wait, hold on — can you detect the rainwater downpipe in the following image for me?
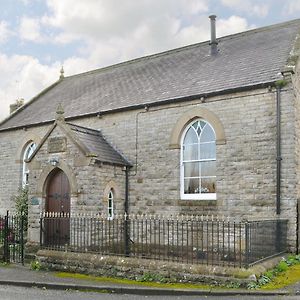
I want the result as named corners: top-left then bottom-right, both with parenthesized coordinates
top-left (124, 166), bottom-right (130, 256)
top-left (124, 166), bottom-right (129, 215)
top-left (276, 86), bottom-right (282, 215)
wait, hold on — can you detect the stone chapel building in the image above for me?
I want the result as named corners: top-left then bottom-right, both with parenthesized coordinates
top-left (0, 17), bottom-right (300, 250)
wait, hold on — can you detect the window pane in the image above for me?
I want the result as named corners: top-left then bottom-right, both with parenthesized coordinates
top-left (184, 178), bottom-right (200, 194)
top-left (24, 143), bottom-right (36, 160)
top-left (200, 142), bottom-right (215, 159)
top-left (184, 127), bottom-right (198, 144)
top-left (200, 124), bottom-right (215, 143)
top-left (181, 119), bottom-right (217, 198)
top-left (201, 177), bottom-right (216, 193)
top-left (183, 144), bottom-right (198, 161)
top-left (184, 162), bottom-right (199, 177)
top-left (200, 121), bottom-right (206, 129)
top-left (201, 161), bottom-right (216, 177)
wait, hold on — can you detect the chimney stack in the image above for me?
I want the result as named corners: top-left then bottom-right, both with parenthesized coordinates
top-left (10, 98), bottom-right (24, 114)
top-left (209, 15), bottom-right (218, 55)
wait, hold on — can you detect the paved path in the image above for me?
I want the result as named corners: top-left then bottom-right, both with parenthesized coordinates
top-left (1, 285), bottom-right (300, 300)
top-left (0, 264), bottom-right (299, 297)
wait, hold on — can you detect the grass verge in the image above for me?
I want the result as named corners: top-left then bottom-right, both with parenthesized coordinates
top-left (248, 254), bottom-right (300, 290)
top-left (55, 272), bottom-right (215, 290)
top-left (261, 264), bottom-right (300, 290)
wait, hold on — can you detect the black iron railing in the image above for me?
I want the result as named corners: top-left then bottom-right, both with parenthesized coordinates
top-left (0, 211), bottom-right (25, 264)
top-left (40, 213), bottom-right (288, 268)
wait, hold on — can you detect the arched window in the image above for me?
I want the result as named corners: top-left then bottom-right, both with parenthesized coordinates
top-left (181, 119), bottom-right (216, 200)
top-left (22, 142), bottom-right (36, 187)
top-left (108, 189), bottom-right (114, 220)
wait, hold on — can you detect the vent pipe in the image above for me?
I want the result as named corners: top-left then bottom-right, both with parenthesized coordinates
top-left (209, 15), bottom-right (218, 55)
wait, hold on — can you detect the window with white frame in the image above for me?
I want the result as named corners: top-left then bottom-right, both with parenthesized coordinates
top-left (108, 189), bottom-right (114, 220)
top-left (22, 142), bottom-right (36, 187)
top-left (181, 119), bottom-right (216, 200)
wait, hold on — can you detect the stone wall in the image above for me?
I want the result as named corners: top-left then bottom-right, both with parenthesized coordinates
top-left (0, 126), bottom-right (48, 213)
top-left (27, 123), bottom-right (126, 243)
top-left (36, 249), bottom-right (284, 285)
top-left (293, 58), bottom-right (300, 252)
top-left (73, 87), bottom-right (286, 219)
top-left (0, 86), bottom-right (298, 248)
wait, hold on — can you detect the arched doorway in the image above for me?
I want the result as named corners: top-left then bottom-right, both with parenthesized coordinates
top-left (45, 168), bottom-right (70, 245)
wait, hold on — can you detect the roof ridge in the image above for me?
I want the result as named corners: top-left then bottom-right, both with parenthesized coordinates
top-left (62, 18), bottom-right (300, 80)
top-left (219, 18), bottom-right (300, 43)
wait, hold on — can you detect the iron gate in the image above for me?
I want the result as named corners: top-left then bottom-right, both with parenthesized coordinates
top-left (1, 211), bottom-right (25, 264)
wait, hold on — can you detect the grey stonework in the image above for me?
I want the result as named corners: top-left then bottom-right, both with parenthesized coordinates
top-left (0, 84), bottom-right (299, 249)
top-left (26, 123), bottom-right (126, 244)
top-left (36, 249), bottom-right (283, 284)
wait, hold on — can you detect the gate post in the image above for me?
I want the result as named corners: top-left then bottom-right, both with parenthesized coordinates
top-left (3, 211), bottom-right (9, 263)
top-left (20, 213), bottom-right (24, 265)
top-left (124, 213), bottom-right (130, 256)
top-left (245, 222), bottom-right (250, 267)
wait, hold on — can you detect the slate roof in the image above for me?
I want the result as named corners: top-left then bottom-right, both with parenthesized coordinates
top-left (1, 18), bottom-right (300, 131)
top-left (68, 123), bottom-right (131, 166)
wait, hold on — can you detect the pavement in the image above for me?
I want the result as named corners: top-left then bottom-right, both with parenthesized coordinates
top-left (0, 264), bottom-right (300, 296)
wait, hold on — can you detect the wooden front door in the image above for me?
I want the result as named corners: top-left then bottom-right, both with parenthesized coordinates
top-left (45, 169), bottom-right (70, 245)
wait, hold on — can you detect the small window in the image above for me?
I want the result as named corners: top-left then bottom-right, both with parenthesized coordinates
top-left (181, 120), bottom-right (216, 200)
top-left (108, 189), bottom-right (114, 220)
top-left (22, 142), bottom-right (36, 187)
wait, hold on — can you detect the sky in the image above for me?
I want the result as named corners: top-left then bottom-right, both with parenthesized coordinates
top-left (0, 0), bottom-right (299, 121)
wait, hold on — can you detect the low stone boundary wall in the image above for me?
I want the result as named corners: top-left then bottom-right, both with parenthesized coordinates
top-left (36, 250), bottom-right (283, 286)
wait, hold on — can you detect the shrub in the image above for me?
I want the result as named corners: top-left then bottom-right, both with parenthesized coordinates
top-left (137, 272), bottom-right (167, 283)
top-left (30, 260), bottom-right (42, 271)
top-left (12, 187), bottom-right (28, 230)
top-left (275, 261), bottom-right (289, 273)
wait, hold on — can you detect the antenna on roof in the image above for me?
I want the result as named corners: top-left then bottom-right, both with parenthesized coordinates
top-left (59, 66), bottom-right (64, 80)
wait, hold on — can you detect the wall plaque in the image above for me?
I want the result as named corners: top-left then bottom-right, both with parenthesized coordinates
top-left (30, 197), bottom-right (40, 205)
top-left (48, 137), bottom-right (67, 153)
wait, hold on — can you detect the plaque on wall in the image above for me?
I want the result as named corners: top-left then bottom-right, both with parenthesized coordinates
top-left (48, 137), bottom-right (67, 153)
top-left (30, 197), bottom-right (40, 205)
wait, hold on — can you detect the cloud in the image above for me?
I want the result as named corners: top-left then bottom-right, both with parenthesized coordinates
top-left (221, 0), bottom-right (269, 17)
top-left (40, 0), bottom-right (251, 65)
top-left (0, 53), bottom-right (60, 121)
top-left (0, 21), bottom-right (12, 44)
top-left (19, 16), bottom-right (43, 42)
top-left (217, 15), bottom-right (254, 36)
top-left (284, 0), bottom-right (300, 15)
top-left (42, 0), bottom-right (209, 41)
top-left (0, 0), bottom-right (254, 122)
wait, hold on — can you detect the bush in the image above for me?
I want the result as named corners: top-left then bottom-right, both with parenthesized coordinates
top-left (12, 187), bottom-right (28, 230)
top-left (30, 260), bottom-right (42, 271)
top-left (275, 261), bottom-right (289, 273)
top-left (137, 272), bottom-right (167, 283)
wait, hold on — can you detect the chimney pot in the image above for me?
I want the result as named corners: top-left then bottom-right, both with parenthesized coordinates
top-left (10, 98), bottom-right (24, 114)
top-left (209, 15), bottom-right (218, 55)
